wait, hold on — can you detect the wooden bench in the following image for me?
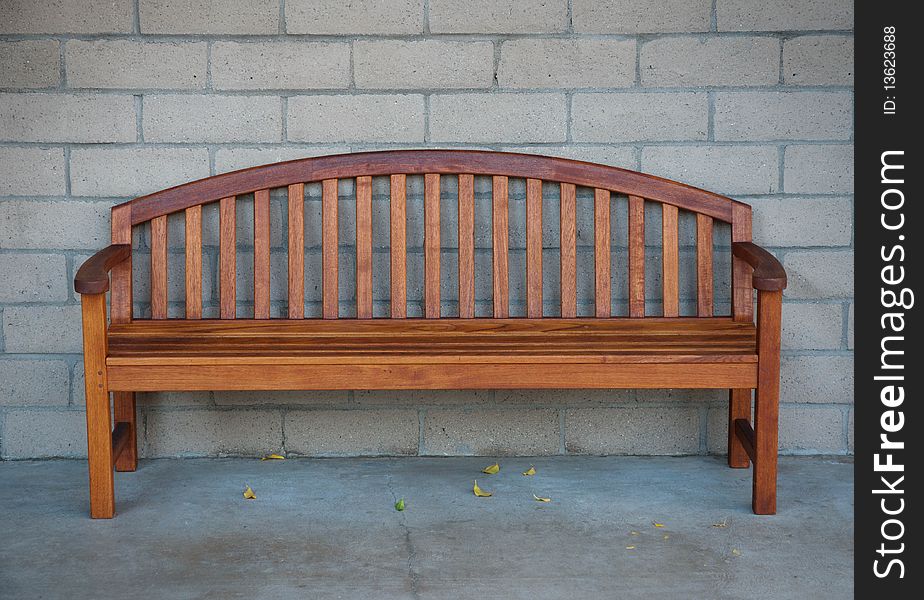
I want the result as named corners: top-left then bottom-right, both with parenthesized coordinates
top-left (74, 150), bottom-right (786, 518)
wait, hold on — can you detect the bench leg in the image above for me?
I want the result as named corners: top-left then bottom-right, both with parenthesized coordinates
top-left (752, 290), bottom-right (782, 515)
top-left (727, 389), bottom-right (751, 468)
top-left (113, 392), bottom-right (137, 472)
top-left (82, 293), bottom-right (115, 518)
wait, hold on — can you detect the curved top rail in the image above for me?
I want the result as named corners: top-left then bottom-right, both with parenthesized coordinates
top-left (122, 150), bottom-right (746, 225)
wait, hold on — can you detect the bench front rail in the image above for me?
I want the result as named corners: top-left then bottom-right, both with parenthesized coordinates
top-left (74, 150), bottom-right (785, 518)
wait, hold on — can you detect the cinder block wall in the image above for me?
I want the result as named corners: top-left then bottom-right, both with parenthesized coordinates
top-left (0, 0), bottom-right (854, 459)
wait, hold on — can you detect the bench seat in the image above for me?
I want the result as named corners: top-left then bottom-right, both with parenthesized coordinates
top-left (105, 318), bottom-right (758, 391)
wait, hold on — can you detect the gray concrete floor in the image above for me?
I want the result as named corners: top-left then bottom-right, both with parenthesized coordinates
top-left (0, 456), bottom-right (852, 599)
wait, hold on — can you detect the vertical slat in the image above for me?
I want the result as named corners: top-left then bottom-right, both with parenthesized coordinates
top-left (390, 174), bottom-right (407, 319)
top-left (150, 215), bottom-right (167, 319)
top-left (288, 183), bottom-right (305, 319)
top-left (322, 178), bottom-right (339, 319)
top-left (661, 203), bottom-right (679, 317)
top-left (424, 173), bottom-right (441, 319)
top-left (492, 176), bottom-right (509, 318)
top-left (253, 189), bottom-right (270, 319)
top-left (458, 174), bottom-right (475, 319)
top-left (110, 204), bottom-right (136, 473)
top-left (219, 197), bottom-right (236, 319)
top-left (732, 203), bottom-right (754, 322)
top-left (526, 178), bottom-right (543, 318)
top-left (628, 195), bottom-right (645, 318)
top-left (356, 176), bottom-right (373, 319)
top-left (696, 214), bottom-right (714, 317)
top-left (559, 183), bottom-right (576, 318)
top-left (184, 206), bottom-right (202, 319)
top-left (594, 188), bottom-right (611, 318)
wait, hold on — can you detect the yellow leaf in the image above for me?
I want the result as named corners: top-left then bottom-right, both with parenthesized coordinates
top-left (482, 463), bottom-right (500, 475)
top-left (473, 480), bottom-right (493, 497)
top-left (712, 518), bottom-right (729, 528)
top-left (626, 546), bottom-right (635, 550)
top-left (653, 522), bottom-right (665, 528)
top-left (533, 494), bottom-right (551, 503)
top-left (663, 534), bottom-right (670, 540)
top-left (522, 466), bottom-right (536, 476)
top-left (732, 548), bottom-right (741, 557)
top-left (243, 486), bottom-right (256, 500)
top-left (261, 453), bottom-right (285, 461)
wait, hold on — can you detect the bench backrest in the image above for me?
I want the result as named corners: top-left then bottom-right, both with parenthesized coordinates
top-left (109, 150), bottom-right (754, 325)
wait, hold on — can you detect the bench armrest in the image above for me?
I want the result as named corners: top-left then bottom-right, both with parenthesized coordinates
top-left (75, 244), bottom-right (131, 295)
top-left (732, 242), bottom-right (787, 291)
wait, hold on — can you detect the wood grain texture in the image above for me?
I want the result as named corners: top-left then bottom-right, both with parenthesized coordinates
top-left (628, 195), bottom-right (645, 318)
top-left (109, 203), bottom-right (132, 323)
top-left (288, 183), bottom-right (305, 319)
top-left (356, 176), bottom-right (373, 319)
top-left (492, 176), bottom-right (509, 318)
top-left (74, 245), bottom-right (131, 295)
top-left (458, 174), bottom-right (475, 319)
top-left (732, 242), bottom-right (787, 291)
top-left (81, 292), bottom-right (114, 518)
top-left (125, 150), bottom-right (743, 225)
top-left (753, 289), bottom-right (782, 515)
top-left (185, 206), bottom-right (202, 319)
top-left (150, 215), bottom-right (167, 320)
top-left (219, 197), bottom-right (237, 319)
top-left (253, 189), bottom-right (271, 320)
top-left (661, 203), bottom-right (679, 317)
top-left (322, 179), bottom-right (339, 319)
top-left (526, 178), bottom-right (543, 318)
top-left (424, 174), bottom-right (441, 319)
top-left (560, 183), bottom-right (576, 318)
top-left (112, 391), bottom-right (136, 472)
top-left (731, 203), bottom-right (753, 322)
top-left (696, 214), bottom-right (714, 317)
top-left (728, 388), bottom-right (751, 468)
top-left (594, 188), bottom-right (611, 318)
top-left (390, 175), bottom-right (407, 318)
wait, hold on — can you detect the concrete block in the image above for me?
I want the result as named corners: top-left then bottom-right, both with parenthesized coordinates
top-left (0, 254), bottom-right (68, 302)
top-left (494, 389), bottom-right (635, 405)
top-left (0, 147), bottom-right (66, 196)
top-left (288, 95), bottom-right (425, 143)
top-left (0, 360), bottom-right (70, 407)
top-left (641, 36), bottom-right (779, 87)
top-left (429, 0), bottom-right (567, 33)
top-left (717, 0), bottom-right (853, 31)
top-left (0, 200), bottom-right (111, 250)
top-left (143, 95), bottom-right (282, 143)
top-left (213, 390), bottom-right (351, 406)
top-left (566, 407), bottom-right (701, 454)
top-left (286, 0), bottom-right (423, 34)
top-left (714, 92), bottom-right (852, 141)
top-left (635, 389), bottom-right (726, 402)
top-left (214, 146), bottom-right (350, 174)
top-left (847, 303), bottom-right (854, 350)
top-left (0, 409), bottom-right (87, 458)
top-left (2, 305), bottom-right (83, 353)
top-left (784, 35), bottom-right (854, 86)
top-left (573, 0), bottom-right (712, 33)
top-left (143, 409), bottom-right (282, 456)
top-left (641, 145), bottom-right (779, 195)
top-left (429, 93), bottom-right (566, 143)
top-left (140, 391), bottom-right (212, 407)
top-left (783, 250), bottom-right (854, 299)
top-left (750, 197), bottom-right (852, 247)
top-left (0, 93), bottom-right (136, 143)
top-left (498, 39), bottom-right (635, 89)
top-left (354, 41), bottom-right (494, 90)
top-left (423, 408), bottom-right (560, 455)
top-left (781, 355), bottom-right (853, 404)
top-left (0, 0), bottom-right (132, 34)
top-left (784, 145), bottom-right (854, 194)
top-left (572, 92), bottom-right (708, 142)
top-left (71, 147), bottom-right (210, 197)
top-left (352, 390), bottom-right (495, 406)
top-left (140, 0), bottom-right (278, 34)
top-left (0, 40), bottom-right (60, 88)
top-left (779, 405), bottom-right (846, 454)
top-left (781, 303), bottom-right (843, 350)
top-left (65, 40), bottom-right (206, 90)
top-left (285, 409), bottom-right (419, 456)
top-left (212, 42), bottom-right (350, 90)
top-left (499, 146), bottom-right (636, 169)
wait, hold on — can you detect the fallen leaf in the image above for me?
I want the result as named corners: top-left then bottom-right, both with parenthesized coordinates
top-left (653, 522), bottom-right (665, 528)
top-left (473, 480), bottom-right (493, 497)
top-left (663, 534), bottom-right (670, 540)
top-left (395, 498), bottom-right (406, 511)
top-left (482, 463), bottom-right (500, 475)
top-left (630, 531), bottom-right (639, 536)
top-left (533, 494), bottom-right (551, 503)
top-left (626, 545), bottom-right (635, 550)
top-left (243, 486), bottom-right (256, 500)
top-left (261, 453), bottom-right (285, 461)
top-left (522, 466), bottom-right (536, 476)
top-left (732, 548), bottom-right (741, 557)
top-left (713, 518), bottom-right (729, 528)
